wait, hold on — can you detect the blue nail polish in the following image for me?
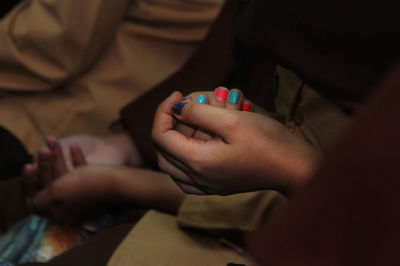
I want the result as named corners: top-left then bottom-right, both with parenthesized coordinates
top-left (196, 95), bottom-right (208, 104)
top-left (228, 91), bottom-right (241, 104)
top-left (182, 97), bottom-right (188, 101)
top-left (172, 102), bottom-right (187, 115)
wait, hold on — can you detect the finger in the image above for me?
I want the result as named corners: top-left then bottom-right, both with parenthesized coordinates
top-left (158, 149), bottom-right (222, 195)
top-left (175, 97), bottom-right (196, 138)
top-left (158, 152), bottom-right (207, 195)
top-left (152, 91), bottom-right (193, 152)
top-left (157, 152), bottom-right (193, 185)
top-left (21, 164), bottom-right (40, 197)
top-left (242, 98), bottom-right (253, 112)
top-left (226, 89), bottom-right (244, 110)
top-left (211, 86), bottom-right (229, 107)
top-left (171, 101), bottom-right (239, 142)
top-left (37, 147), bottom-right (54, 188)
top-left (153, 92), bottom-right (227, 162)
top-left (46, 136), bottom-right (68, 177)
top-left (153, 91), bottom-right (184, 135)
top-left (174, 181), bottom-right (206, 195)
top-left (183, 91), bottom-right (213, 102)
top-left (175, 122), bottom-right (196, 138)
top-left (70, 144), bottom-right (87, 168)
top-left (192, 94), bottom-right (215, 140)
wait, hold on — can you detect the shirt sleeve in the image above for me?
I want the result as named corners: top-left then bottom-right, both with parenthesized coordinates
top-left (0, 0), bottom-right (128, 91)
top-left (177, 191), bottom-right (286, 232)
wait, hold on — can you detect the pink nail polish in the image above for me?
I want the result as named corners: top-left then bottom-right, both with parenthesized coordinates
top-left (216, 87), bottom-right (228, 101)
top-left (242, 103), bottom-right (252, 112)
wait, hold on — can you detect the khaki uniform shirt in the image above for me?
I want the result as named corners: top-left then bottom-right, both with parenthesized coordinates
top-left (0, 0), bottom-right (223, 154)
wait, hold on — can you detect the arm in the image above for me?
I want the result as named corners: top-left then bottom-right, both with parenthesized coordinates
top-left (0, 0), bottom-right (128, 91)
top-left (120, 0), bottom-right (241, 167)
top-left (30, 165), bottom-right (184, 224)
top-left (24, 137), bottom-right (183, 224)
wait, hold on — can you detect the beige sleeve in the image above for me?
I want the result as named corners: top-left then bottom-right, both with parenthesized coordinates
top-left (0, 0), bottom-right (128, 91)
top-left (177, 190), bottom-right (286, 232)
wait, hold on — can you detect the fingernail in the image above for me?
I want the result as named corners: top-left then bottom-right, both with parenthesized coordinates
top-left (172, 102), bottom-right (187, 115)
top-left (196, 95), bottom-right (208, 104)
top-left (242, 103), bottom-right (252, 112)
top-left (182, 97), bottom-right (188, 101)
top-left (229, 91), bottom-right (241, 104)
top-left (215, 87), bottom-right (229, 101)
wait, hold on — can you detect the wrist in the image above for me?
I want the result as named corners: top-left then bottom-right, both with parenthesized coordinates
top-left (77, 165), bottom-right (122, 202)
top-left (274, 143), bottom-right (322, 195)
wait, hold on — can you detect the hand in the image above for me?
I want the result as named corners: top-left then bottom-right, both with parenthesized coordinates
top-left (22, 136), bottom-right (184, 224)
top-left (161, 87), bottom-right (253, 194)
top-left (22, 136), bottom-right (87, 198)
top-left (176, 87), bottom-right (250, 142)
top-left (152, 91), bottom-right (321, 195)
top-left (21, 136), bottom-right (96, 223)
top-left (58, 134), bottom-right (143, 168)
top-left (29, 165), bottom-right (120, 225)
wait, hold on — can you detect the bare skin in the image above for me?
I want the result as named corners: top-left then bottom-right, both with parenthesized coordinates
top-left (22, 137), bottom-right (184, 224)
top-left (57, 133), bottom-right (143, 169)
top-left (21, 88), bottom-right (250, 223)
top-left (158, 87), bottom-right (250, 194)
top-left (153, 91), bottom-right (322, 195)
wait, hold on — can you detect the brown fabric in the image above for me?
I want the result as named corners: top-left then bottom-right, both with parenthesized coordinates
top-left (120, 0), bottom-right (241, 167)
top-left (248, 64), bottom-right (400, 265)
top-left (0, 0), bottom-right (223, 155)
top-left (178, 191), bottom-right (285, 232)
top-left (236, 0), bottom-right (400, 101)
top-left (274, 66), bottom-right (356, 151)
top-left (108, 210), bottom-right (258, 266)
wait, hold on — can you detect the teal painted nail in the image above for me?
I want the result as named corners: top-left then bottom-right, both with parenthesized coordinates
top-left (229, 91), bottom-right (241, 104)
top-left (196, 95), bottom-right (208, 104)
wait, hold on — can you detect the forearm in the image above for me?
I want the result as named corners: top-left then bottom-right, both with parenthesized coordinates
top-left (107, 166), bottom-right (185, 215)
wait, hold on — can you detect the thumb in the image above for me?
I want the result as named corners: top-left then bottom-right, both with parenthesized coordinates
top-left (172, 101), bottom-right (238, 142)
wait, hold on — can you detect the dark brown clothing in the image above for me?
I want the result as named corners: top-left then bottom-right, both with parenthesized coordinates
top-left (236, 0), bottom-right (400, 101)
top-left (249, 63), bottom-right (400, 266)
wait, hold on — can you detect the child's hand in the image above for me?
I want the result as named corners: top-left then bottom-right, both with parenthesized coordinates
top-left (22, 136), bottom-right (86, 198)
top-left (28, 165), bottom-right (118, 225)
top-left (22, 136), bottom-right (184, 223)
top-left (153, 91), bottom-right (321, 195)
